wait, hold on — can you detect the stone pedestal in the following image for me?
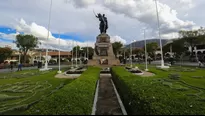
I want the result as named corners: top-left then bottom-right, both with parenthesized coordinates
top-left (88, 33), bottom-right (120, 66)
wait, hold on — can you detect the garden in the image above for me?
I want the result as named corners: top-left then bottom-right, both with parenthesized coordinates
top-left (111, 65), bottom-right (205, 115)
top-left (0, 69), bottom-right (74, 115)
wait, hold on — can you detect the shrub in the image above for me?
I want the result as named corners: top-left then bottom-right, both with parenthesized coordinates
top-left (27, 66), bottom-right (101, 115)
top-left (111, 66), bottom-right (205, 115)
top-left (168, 73), bottom-right (180, 80)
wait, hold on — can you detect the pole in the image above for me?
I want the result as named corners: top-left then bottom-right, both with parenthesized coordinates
top-left (155, 0), bottom-right (164, 67)
top-left (87, 42), bottom-right (89, 60)
top-left (144, 29), bottom-right (148, 71)
top-left (72, 40), bottom-right (74, 68)
top-left (124, 46), bottom-right (125, 59)
top-left (76, 41), bottom-right (78, 67)
top-left (45, 0), bottom-right (52, 70)
top-left (130, 41), bottom-right (133, 67)
top-left (58, 32), bottom-right (61, 73)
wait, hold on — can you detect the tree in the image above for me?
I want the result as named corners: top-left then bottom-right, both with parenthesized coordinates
top-left (145, 42), bottom-right (159, 59)
top-left (133, 48), bottom-right (144, 58)
top-left (15, 34), bottom-right (38, 63)
top-left (71, 45), bottom-right (80, 57)
top-left (81, 47), bottom-right (94, 59)
top-left (112, 42), bottom-right (123, 57)
top-left (179, 27), bottom-right (205, 56)
top-left (163, 38), bottom-right (187, 57)
top-left (0, 47), bottom-right (12, 63)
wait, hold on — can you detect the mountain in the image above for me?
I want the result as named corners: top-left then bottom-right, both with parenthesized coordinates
top-left (125, 38), bottom-right (169, 48)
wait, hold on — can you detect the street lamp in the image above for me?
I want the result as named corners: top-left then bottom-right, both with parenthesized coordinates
top-left (43, 0), bottom-right (52, 71)
top-left (144, 29), bottom-right (148, 71)
top-left (154, 0), bottom-right (169, 68)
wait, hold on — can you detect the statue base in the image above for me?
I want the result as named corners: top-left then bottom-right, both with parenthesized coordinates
top-left (87, 33), bottom-right (120, 67)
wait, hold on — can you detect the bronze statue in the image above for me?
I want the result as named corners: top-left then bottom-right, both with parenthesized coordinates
top-left (94, 11), bottom-right (108, 34)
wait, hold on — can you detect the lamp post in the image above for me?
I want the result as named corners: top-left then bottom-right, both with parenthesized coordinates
top-left (44, 0), bottom-right (52, 70)
top-left (154, 0), bottom-right (168, 68)
top-left (58, 32), bottom-right (62, 74)
top-left (144, 29), bottom-right (148, 71)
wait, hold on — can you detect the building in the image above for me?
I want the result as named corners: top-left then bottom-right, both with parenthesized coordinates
top-left (5, 49), bottom-right (72, 64)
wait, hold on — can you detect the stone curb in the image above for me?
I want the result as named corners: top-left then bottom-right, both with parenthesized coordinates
top-left (91, 80), bottom-right (100, 115)
top-left (111, 79), bottom-right (127, 115)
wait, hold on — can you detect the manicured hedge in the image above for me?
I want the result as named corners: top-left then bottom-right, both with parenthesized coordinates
top-left (27, 66), bottom-right (101, 115)
top-left (111, 66), bottom-right (205, 115)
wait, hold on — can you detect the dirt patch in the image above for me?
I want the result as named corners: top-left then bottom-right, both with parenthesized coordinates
top-left (55, 73), bottom-right (80, 79)
top-left (140, 71), bottom-right (155, 77)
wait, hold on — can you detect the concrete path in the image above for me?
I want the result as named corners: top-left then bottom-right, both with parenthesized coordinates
top-left (95, 74), bottom-right (123, 115)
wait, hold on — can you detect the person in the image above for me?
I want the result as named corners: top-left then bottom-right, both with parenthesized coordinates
top-left (17, 63), bottom-right (22, 71)
top-left (10, 61), bottom-right (13, 71)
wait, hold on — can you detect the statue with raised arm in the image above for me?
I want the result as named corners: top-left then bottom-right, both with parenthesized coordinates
top-left (94, 11), bottom-right (108, 34)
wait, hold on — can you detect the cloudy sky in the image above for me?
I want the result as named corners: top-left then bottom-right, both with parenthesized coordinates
top-left (0, 0), bottom-right (204, 51)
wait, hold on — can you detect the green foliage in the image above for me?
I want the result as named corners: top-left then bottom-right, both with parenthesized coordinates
top-left (0, 47), bottom-right (12, 63)
top-left (163, 39), bottom-right (187, 56)
top-left (112, 42), bottom-right (123, 57)
top-left (15, 34), bottom-right (38, 63)
top-left (168, 73), bottom-right (180, 80)
top-left (27, 66), bottom-right (101, 115)
top-left (179, 27), bottom-right (205, 55)
top-left (145, 42), bottom-right (158, 58)
top-left (111, 66), bottom-right (205, 115)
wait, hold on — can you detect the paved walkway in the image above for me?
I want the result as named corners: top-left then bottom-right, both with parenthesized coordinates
top-left (95, 74), bottom-right (123, 115)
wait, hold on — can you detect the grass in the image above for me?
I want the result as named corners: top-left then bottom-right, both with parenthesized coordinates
top-left (111, 65), bottom-right (205, 115)
top-left (26, 66), bottom-right (101, 115)
top-left (0, 68), bottom-right (73, 115)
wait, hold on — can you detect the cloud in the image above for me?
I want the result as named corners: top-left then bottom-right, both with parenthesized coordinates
top-left (110, 35), bottom-right (126, 44)
top-left (67, 0), bottom-right (96, 8)
top-left (2, 18), bottom-right (127, 51)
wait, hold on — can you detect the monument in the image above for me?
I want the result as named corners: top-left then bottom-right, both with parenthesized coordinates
top-left (87, 12), bottom-right (120, 66)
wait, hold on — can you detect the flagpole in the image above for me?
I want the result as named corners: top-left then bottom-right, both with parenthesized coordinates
top-left (76, 41), bottom-right (78, 67)
top-left (44, 0), bottom-right (52, 71)
top-left (58, 32), bottom-right (62, 73)
top-left (72, 40), bottom-right (74, 68)
top-left (144, 29), bottom-right (148, 71)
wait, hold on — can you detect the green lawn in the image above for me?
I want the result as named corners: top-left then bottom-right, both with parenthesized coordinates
top-left (112, 65), bottom-right (205, 115)
top-left (0, 69), bottom-right (73, 115)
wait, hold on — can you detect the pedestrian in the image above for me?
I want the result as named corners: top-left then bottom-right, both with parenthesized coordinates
top-left (17, 63), bottom-right (22, 71)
